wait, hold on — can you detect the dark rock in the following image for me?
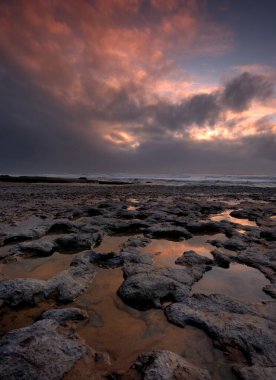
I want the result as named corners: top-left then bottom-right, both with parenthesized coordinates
top-left (122, 250), bottom-right (153, 265)
top-left (186, 221), bottom-right (222, 234)
top-left (55, 233), bottom-right (101, 252)
top-left (47, 219), bottom-right (78, 234)
top-left (166, 294), bottom-right (276, 367)
top-left (122, 236), bottom-right (151, 250)
top-left (260, 229), bottom-right (276, 241)
top-left (230, 210), bottom-right (250, 219)
top-left (2, 231), bottom-right (38, 245)
top-left (211, 249), bottom-right (231, 268)
top-left (41, 307), bottom-right (88, 324)
top-left (223, 237), bottom-right (247, 251)
top-left (0, 278), bottom-right (47, 307)
top-left (89, 251), bottom-right (123, 268)
top-left (175, 251), bottom-right (213, 266)
top-left (0, 251), bottom-right (98, 306)
top-left (108, 220), bottom-right (150, 234)
top-left (133, 350), bottom-right (211, 380)
top-left (0, 319), bottom-right (87, 380)
top-left (147, 226), bottom-right (192, 240)
top-left (118, 266), bottom-right (208, 310)
top-left (263, 284), bottom-right (276, 299)
top-left (233, 364), bottom-right (276, 380)
top-left (11, 239), bottom-right (58, 258)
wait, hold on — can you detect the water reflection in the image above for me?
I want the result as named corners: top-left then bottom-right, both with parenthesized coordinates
top-left (0, 252), bottom-right (79, 280)
top-left (211, 210), bottom-right (257, 227)
top-left (94, 235), bottom-right (139, 254)
top-left (73, 268), bottom-right (236, 379)
top-left (192, 263), bottom-right (271, 302)
top-left (140, 234), bottom-right (226, 266)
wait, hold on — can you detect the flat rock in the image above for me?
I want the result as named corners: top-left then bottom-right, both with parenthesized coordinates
top-left (0, 251), bottom-right (98, 307)
top-left (260, 229), bottom-right (276, 241)
top-left (0, 319), bottom-right (87, 380)
top-left (263, 284), bottom-right (276, 298)
top-left (55, 233), bottom-right (101, 252)
top-left (0, 278), bottom-right (47, 307)
top-left (166, 294), bottom-right (276, 367)
top-left (175, 251), bottom-right (213, 266)
top-left (10, 239), bottom-right (58, 258)
top-left (133, 350), bottom-right (211, 380)
top-left (146, 226), bottom-right (192, 240)
top-left (233, 364), bottom-right (276, 380)
top-left (89, 251), bottom-right (123, 268)
top-left (41, 307), bottom-right (88, 324)
top-left (118, 266), bottom-right (207, 310)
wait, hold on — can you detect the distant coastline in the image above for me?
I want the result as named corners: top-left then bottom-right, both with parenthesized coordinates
top-left (1, 174), bottom-right (276, 187)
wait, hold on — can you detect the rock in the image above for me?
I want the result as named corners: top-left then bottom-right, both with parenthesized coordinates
top-left (108, 220), bottom-right (150, 234)
top-left (223, 237), bottom-right (247, 251)
top-left (41, 307), bottom-right (88, 324)
top-left (133, 350), bottom-right (211, 380)
top-left (260, 229), bottom-right (276, 241)
top-left (175, 251), bottom-right (213, 266)
top-left (0, 319), bottom-right (87, 380)
top-left (46, 252), bottom-right (98, 303)
top-left (55, 233), bottom-right (101, 252)
top-left (11, 239), bottom-right (58, 258)
top-left (118, 266), bottom-right (208, 310)
top-left (263, 284), bottom-right (276, 298)
top-left (89, 251), bottom-right (123, 268)
top-left (166, 294), bottom-right (276, 367)
top-left (122, 250), bottom-right (153, 265)
top-left (2, 231), bottom-right (38, 245)
top-left (233, 364), bottom-right (276, 380)
top-left (0, 278), bottom-right (47, 307)
top-left (146, 225), bottom-right (192, 240)
top-left (0, 251), bottom-right (98, 307)
top-left (211, 249), bottom-right (232, 268)
top-left (186, 221), bottom-right (222, 234)
top-left (230, 210), bottom-right (250, 219)
top-left (122, 236), bottom-right (151, 250)
top-left (47, 219), bottom-right (79, 234)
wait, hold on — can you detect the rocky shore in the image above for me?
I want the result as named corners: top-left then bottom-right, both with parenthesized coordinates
top-left (0, 182), bottom-right (275, 379)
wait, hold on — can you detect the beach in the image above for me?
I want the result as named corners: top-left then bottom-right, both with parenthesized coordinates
top-left (0, 180), bottom-right (275, 379)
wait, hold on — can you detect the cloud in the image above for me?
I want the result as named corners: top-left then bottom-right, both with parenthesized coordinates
top-left (222, 72), bottom-right (274, 112)
top-left (0, 1), bottom-right (275, 174)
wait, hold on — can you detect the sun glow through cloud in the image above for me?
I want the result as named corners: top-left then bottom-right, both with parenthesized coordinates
top-left (0, 0), bottom-right (275, 174)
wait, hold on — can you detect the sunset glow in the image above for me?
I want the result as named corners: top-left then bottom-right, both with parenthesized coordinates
top-left (0, 0), bottom-right (275, 174)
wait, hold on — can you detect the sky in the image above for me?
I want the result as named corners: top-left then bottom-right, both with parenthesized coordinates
top-left (0, 0), bottom-right (275, 176)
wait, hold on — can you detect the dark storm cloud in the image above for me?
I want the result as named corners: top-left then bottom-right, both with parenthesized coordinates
top-left (0, 0), bottom-right (275, 175)
top-left (143, 72), bottom-right (274, 131)
top-left (222, 72), bottom-right (274, 112)
top-left (153, 92), bottom-right (220, 130)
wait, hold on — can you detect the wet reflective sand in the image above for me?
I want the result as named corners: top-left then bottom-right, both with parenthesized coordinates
top-left (140, 234), bottom-right (226, 266)
top-left (94, 234), bottom-right (140, 254)
top-left (192, 263), bottom-right (271, 302)
top-left (0, 251), bottom-right (79, 280)
top-left (211, 210), bottom-right (257, 227)
top-left (73, 268), bottom-right (236, 378)
top-left (0, 301), bottom-right (54, 337)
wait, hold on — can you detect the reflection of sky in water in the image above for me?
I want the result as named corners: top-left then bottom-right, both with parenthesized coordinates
top-left (237, 229), bottom-right (246, 234)
top-left (192, 263), bottom-right (271, 302)
top-left (0, 252), bottom-right (78, 281)
top-left (211, 210), bottom-right (257, 227)
top-left (127, 205), bottom-right (138, 211)
top-left (95, 235), bottom-right (139, 254)
top-left (73, 268), bottom-right (236, 378)
top-left (140, 234), bottom-right (226, 266)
